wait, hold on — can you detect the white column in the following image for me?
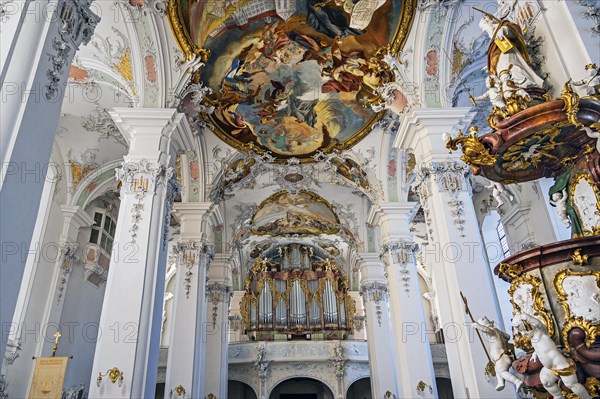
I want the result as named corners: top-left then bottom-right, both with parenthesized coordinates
top-left (0, 0), bottom-right (98, 354)
top-left (165, 203), bottom-right (213, 399)
top-left (368, 203), bottom-right (437, 399)
top-left (358, 253), bottom-right (399, 398)
top-left (397, 109), bottom-right (507, 399)
top-left (88, 109), bottom-right (190, 399)
top-left (203, 254), bottom-right (232, 399)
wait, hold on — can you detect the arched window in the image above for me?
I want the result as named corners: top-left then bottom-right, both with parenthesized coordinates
top-left (496, 222), bottom-right (510, 258)
top-left (89, 208), bottom-right (116, 253)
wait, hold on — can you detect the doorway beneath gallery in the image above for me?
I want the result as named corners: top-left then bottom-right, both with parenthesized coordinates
top-left (269, 378), bottom-right (334, 399)
top-left (229, 380), bottom-right (258, 399)
top-left (346, 378), bottom-right (372, 399)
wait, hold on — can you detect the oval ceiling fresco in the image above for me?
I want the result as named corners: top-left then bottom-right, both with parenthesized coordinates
top-left (251, 190), bottom-right (340, 236)
top-left (168, 0), bottom-right (416, 159)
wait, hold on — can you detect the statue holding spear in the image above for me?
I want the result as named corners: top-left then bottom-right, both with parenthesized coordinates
top-left (461, 292), bottom-right (524, 392)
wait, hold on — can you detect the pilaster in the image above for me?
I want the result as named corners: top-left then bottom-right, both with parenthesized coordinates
top-left (165, 202), bottom-right (213, 399)
top-left (0, 0), bottom-right (99, 355)
top-left (203, 254), bottom-right (233, 399)
top-left (88, 109), bottom-right (186, 399)
top-left (41, 206), bottom-right (95, 342)
top-left (399, 109), bottom-right (507, 399)
top-left (368, 203), bottom-right (437, 399)
top-left (358, 253), bottom-right (399, 398)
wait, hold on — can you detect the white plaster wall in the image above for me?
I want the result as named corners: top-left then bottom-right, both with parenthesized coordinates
top-left (58, 254), bottom-right (106, 391)
top-left (417, 275), bottom-right (437, 344)
top-left (4, 188), bottom-right (65, 398)
top-left (481, 211), bottom-right (513, 333)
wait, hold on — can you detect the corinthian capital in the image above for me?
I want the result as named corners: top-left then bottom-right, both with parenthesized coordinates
top-left (381, 240), bottom-right (418, 265)
top-left (56, 0), bottom-right (100, 47)
top-left (115, 159), bottom-right (168, 197)
top-left (174, 240), bottom-right (213, 299)
top-left (413, 161), bottom-right (472, 193)
top-left (173, 241), bottom-right (213, 268)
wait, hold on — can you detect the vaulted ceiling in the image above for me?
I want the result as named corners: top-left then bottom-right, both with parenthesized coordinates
top-left (55, 0), bottom-right (495, 283)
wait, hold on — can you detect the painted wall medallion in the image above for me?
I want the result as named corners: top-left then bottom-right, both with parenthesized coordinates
top-left (169, 0), bottom-right (416, 159)
top-left (554, 269), bottom-right (600, 324)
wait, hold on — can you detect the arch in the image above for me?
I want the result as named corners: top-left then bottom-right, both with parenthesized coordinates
top-left (435, 377), bottom-right (455, 399)
top-left (268, 376), bottom-right (335, 399)
top-left (346, 377), bottom-right (372, 399)
top-left (69, 160), bottom-right (121, 209)
top-left (228, 379), bottom-right (258, 399)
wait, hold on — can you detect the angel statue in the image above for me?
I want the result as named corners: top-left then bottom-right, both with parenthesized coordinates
top-left (572, 63), bottom-right (600, 97)
top-left (477, 8), bottom-right (545, 90)
top-left (473, 316), bottom-right (523, 392)
top-left (487, 181), bottom-right (514, 208)
top-left (549, 188), bottom-right (571, 227)
top-left (473, 75), bottom-right (507, 113)
top-left (512, 313), bottom-right (592, 399)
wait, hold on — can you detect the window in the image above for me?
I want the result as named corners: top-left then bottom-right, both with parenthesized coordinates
top-left (496, 222), bottom-right (510, 258)
top-left (89, 210), bottom-right (116, 253)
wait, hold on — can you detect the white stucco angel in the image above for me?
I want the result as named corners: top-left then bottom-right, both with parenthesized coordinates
top-left (473, 316), bottom-right (523, 391)
top-left (581, 124), bottom-right (600, 154)
top-left (512, 313), bottom-right (592, 399)
top-left (572, 63), bottom-right (600, 97)
top-left (478, 10), bottom-right (545, 89)
top-left (549, 188), bottom-right (571, 227)
top-left (488, 181), bottom-right (514, 208)
top-left (473, 75), bottom-right (507, 111)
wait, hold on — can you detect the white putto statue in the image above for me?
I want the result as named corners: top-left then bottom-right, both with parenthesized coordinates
top-left (512, 313), bottom-right (592, 399)
top-left (478, 9), bottom-right (545, 89)
top-left (572, 63), bottom-right (600, 97)
top-left (473, 316), bottom-right (524, 392)
top-left (473, 75), bottom-right (507, 111)
top-left (549, 188), bottom-right (571, 227)
top-left (487, 181), bottom-right (514, 208)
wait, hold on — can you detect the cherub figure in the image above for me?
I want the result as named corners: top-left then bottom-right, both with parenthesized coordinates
top-left (581, 123), bottom-right (600, 154)
top-left (549, 188), bottom-right (571, 227)
top-left (572, 63), bottom-right (600, 97)
top-left (474, 75), bottom-right (507, 112)
top-left (473, 316), bottom-right (523, 392)
top-left (512, 313), bottom-right (591, 399)
top-left (488, 181), bottom-right (514, 208)
top-left (499, 68), bottom-right (531, 102)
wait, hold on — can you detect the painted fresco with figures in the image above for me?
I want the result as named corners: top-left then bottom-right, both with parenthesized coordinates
top-left (169, 0), bottom-right (415, 158)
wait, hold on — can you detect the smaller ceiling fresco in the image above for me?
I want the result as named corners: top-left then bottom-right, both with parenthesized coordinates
top-left (251, 190), bottom-right (340, 236)
top-left (331, 156), bottom-right (370, 190)
top-left (169, 0), bottom-right (416, 160)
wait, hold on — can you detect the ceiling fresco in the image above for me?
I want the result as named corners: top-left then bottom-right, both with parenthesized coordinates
top-left (168, 0), bottom-right (416, 159)
top-left (251, 190), bottom-right (340, 236)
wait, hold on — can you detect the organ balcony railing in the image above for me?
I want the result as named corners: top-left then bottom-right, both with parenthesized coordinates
top-left (240, 244), bottom-right (355, 340)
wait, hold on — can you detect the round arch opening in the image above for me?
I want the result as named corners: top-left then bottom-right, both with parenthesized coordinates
top-left (228, 380), bottom-right (258, 399)
top-left (346, 378), bottom-right (372, 399)
top-left (269, 377), bottom-right (334, 399)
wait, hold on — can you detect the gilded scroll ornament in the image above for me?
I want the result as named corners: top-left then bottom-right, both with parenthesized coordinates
top-left (508, 274), bottom-right (555, 349)
top-left (571, 249), bottom-right (590, 266)
top-left (560, 80), bottom-right (582, 128)
top-left (560, 317), bottom-right (597, 352)
top-left (445, 126), bottom-right (497, 169)
top-left (498, 263), bottom-right (524, 280)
